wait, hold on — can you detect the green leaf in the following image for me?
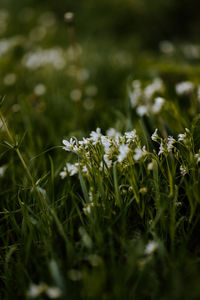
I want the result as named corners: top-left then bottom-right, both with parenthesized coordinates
top-left (78, 163), bottom-right (89, 203)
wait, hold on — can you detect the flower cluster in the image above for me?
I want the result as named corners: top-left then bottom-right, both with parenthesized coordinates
top-left (60, 128), bottom-right (145, 179)
top-left (129, 78), bottom-right (165, 116)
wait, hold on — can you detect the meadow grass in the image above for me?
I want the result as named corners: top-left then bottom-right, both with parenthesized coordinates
top-left (1, 1), bottom-right (200, 299)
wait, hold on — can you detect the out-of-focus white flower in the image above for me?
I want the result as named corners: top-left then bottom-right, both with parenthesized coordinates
top-left (0, 165), bottom-right (7, 177)
top-left (66, 163), bottom-right (79, 176)
top-left (152, 97), bottom-right (165, 114)
top-left (118, 144), bottom-right (129, 163)
top-left (70, 89), bottom-right (82, 102)
top-left (27, 283), bottom-right (61, 299)
top-left (182, 44), bottom-right (200, 59)
top-left (46, 287), bottom-right (62, 299)
top-left (136, 105), bottom-right (148, 116)
top-left (27, 283), bottom-right (46, 298)
top-left (85, 85), bottom-right (98, 97)
top-left (133, 146), bottom-right (147, 161)
top-left (180, 165), bottom-right (187, 176)
top-left (22, 47), bottom-right (66, 70)
top-left (77, 68), bottom-right (89, 82)
top-left (144, 241), bottom-right (158, 255)
top-left (83, 98), bottom-right (95, 110)
top-left (178, 133), bottom-right (187, 143)
top-left (34, 83), bottom-right (46, 96)
top-left (129, 80), bottom-right (142, 108)
top-left (159, 40), bottom-right (175, 54)
top-left (175, 81), bottom-right (194, 95)
top-left (3, 73), bottom-right (16, 86)
top-left (106, 128), bottom-right (121, 138)
top-left (147, 160), bottom-right (156, 171)
top-left (0, 36), bottom-right (23, 57)
top-left (167, 136), bottom-right (176, 152)
top-left (143, 78), bottom-right (164, 100)
top-left (151, 128), bottom-right (159, 142)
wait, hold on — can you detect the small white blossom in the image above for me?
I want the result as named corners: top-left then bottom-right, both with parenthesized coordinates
top-left (46, 287), bottom-right (62, 299)
top-left (144, 241), bottom-right (158, 255)
top-left (178, 133), bottom-right (187, 142)
top-left (151, 128), bottom-right (159, 142)
top-left (167, 136), bottom-right (176, 152)
top-left (63, 138), bottom-right (77, 152)
top-left (118, 144), bottom-right (129, 163)
top-left (90, 128), bottom-right (102, 145)
top-left (175, 81), bottom-right (194, 95)
top-left (103, 154), bottom-right (112, 168)
top-left (133, 146), bottom-right (147, 161)
top-left (147, 160), bottom-right (156, 171)
top-left (106, 128), bottom-right (121, 138)
top-left (180, 165), bottom-right (187, 176)
top-left (129, 80), bottom-right (142, 108)
top-left (125, 130), bottom-right (137, 143)
top-left (34, 83), bottom-right (46, 96)
top-left (158, 141), bottom-right (166, 155)
top-left (143, 78), bottom-right (164, 100)
top-left (136, 105), bottom-right (148, 116)
top-left (195, 152), bottom-right (200, 163)
top-left (152, 97), bottom-right (165, 114)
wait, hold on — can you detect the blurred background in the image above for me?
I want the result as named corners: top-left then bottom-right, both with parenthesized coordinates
top-left (0, 0), bottom-right (200, 152)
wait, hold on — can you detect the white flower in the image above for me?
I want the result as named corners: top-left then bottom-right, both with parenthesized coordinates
top-left (152, 97), bottom-right (165, 114)
top-left (70, 89), bottom-right (82, 102)
top-left (106, 128), bottom-right (121, 138)
top-left (129, 80), bottom-right (142, 108)
top-left (22, 47), bottom-right (66, 70)
top-left (147, 160), bottom-right (156, 171)
top-left (63, 138), bottom-right (78, 152)
top-left (143, 78), bottom-right (164, 100)
top-left (66, 163), bottom-right (79, 176)
top-left (118, 144), bottom-right (129, 163)
top-left (103, 154), bottom-right (112, 168)
top-left (195, 152), bottom-right (200, 163)
top-left (178, 133), bottom-right (187, 143)
top-left (34, 83), bottom-right (46, 96)
top-left (3, 73), bottom-right (16, 86)
top-left (90, 128), bottom-right (102, 145)
top-left (158, 141), bottom-right (166, 155)
top-left (180, 165), bottom-right (187, 176)
top-left (46, 287), bottom-right (62, 299)
top-left (136, 105), bottom-right (148, 116)
top-left (79, 137), bottom-right (90, 149)
top-left (167, 136), bottom-right (176, 152)
top-left (151, 128), bottom-right (159, 142)
top-left (144, 241), bottom-right (158, 255)
top-left (101, 136), bottom-right (112, 154)
top-left (125, 130), bottom-right (137, 143)
top-left (27, 283), bottom-right (46, 298)
top-left (175, 81), bottom-right (194, 95)
top-left (133, 146), bottom-right (147, 161)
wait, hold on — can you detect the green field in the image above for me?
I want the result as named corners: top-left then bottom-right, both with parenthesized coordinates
top-left (1, 0), bottom-right (200, 299)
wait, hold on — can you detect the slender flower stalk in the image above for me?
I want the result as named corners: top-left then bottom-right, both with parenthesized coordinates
top-left (0, 108), bottom-right (47, 207)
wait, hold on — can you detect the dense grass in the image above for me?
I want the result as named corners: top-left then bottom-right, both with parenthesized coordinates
top-left (1, 0), bottom-right (200, 299)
